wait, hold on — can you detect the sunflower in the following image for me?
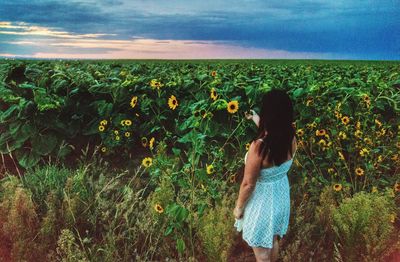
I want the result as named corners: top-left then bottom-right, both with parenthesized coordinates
top-left (328, 168), bottom-right (335, 174)
top-left (355, 167), bottom-right (364, 176)
top-left (130, 96), bottom-right (138, 108)
top-left (168, 95), bottom-right (178, 110)
top-left (115, 135), bottom-right (120, 141)
top-left (374, 119), bottom-right (382, 128)
top-left (246, 143), bottom-right (250, 151)
top-left (100, 119), bottom-right (108, 126)
top-left (149, 137), bottom-right (155, 149)
top-left (394, 182), bottom-right (400, 192)
top-left (338, 131), bottom-right (347, 140)
top-left (120, 120), bottom-right (126, 126)
top-left (101, 146), bottom-right (107, 153)
top-left (296, 129), bottom-right (304, 137)
top-left (306, 98), bottom-right (313, 106)
top-left (341, 116), bottom-right (350, 125)
top-left (316, 129), bottom-right (326, 136)
top-left (206, 164), bottom-right (214, 174)
top-left (318, 139), bottom-right (327, 147)
top-left (334, 111), bottom-right (342, 119)
top-left (380, 128), bottom-right (386, 135)
top-left (211, 70), bottom-right (217, 77)
top-left (142, 157), bottom-right (152, 168)
top-left (98, 125), bottom-right (105, 132)
top-left (154, 204), bottom-right (164, 213)
top-left (363, 137), bottom-right (372, 145)
top-left (150, 79), bottom-right (158, 88)
top-left (354, 130), bottom-right (363, 138)
top-left (125, 119), bottom-right (132, 126)
top-left (125, 131), bottom-right (130, 137)
top-left (359, 148), bottom-right (370, 157)
top-left (210, 87), bottom-right (218, 100)
top-left (114, 130), bottom-right (119, 135)
top-left (227, 100), bottom-right (239, 114)
top-left (356, 121), bottom-right (361, 130)
top-left (377, 155), bottom-right (383, 162)
top-left (141, 137), bottom-right (148, 147)
top-left (371, 186), bottom-right (378, 193)
top-left (363, 94), bottom-right (370, 102)
top-left (229, 174), bottom-right (236, 183)
top-left (333, 184), bottom-right (342, 191)
top-left (338, 151), bottom-right (345, 161)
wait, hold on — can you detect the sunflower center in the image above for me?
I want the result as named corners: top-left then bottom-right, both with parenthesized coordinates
top-left (230, 105), bottom-right (235, 109)
top-left (173, 100), bottom-right (176, 105)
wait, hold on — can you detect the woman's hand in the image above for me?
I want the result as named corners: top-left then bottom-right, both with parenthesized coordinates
top-left (233, 206), bottom-right (244, 219)
top-left (245, 110), bottom-right (260, 127)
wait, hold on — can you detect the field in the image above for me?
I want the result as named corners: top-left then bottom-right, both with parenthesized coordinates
top-left (0, 59), bottom-right (399, 261)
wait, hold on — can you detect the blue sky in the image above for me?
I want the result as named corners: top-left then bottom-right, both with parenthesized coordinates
top-left (0, 0), bottom-right (399, 59)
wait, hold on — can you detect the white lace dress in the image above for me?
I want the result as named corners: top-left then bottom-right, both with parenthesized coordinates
top-left (234, 148), bottom-right (295, 248)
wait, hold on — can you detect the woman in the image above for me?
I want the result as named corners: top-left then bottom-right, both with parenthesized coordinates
top-left (233, 89), bottom-right (297, 262)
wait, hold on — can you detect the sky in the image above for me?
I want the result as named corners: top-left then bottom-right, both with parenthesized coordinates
top-left (0, 0), bottom-right (399, 60)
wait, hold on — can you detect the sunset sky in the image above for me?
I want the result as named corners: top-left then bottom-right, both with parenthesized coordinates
top-left (0, 0), bottom-right (399, 60)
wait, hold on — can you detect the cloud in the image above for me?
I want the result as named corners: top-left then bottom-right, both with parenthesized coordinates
top-left (0, 0), bottom-right (399, 59)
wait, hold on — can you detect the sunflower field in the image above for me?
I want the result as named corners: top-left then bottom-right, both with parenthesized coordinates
top-left (0, 59), bottom-right (399, 261)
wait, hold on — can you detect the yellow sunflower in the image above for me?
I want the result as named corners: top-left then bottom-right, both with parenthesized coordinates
top-left (318, 139), bottom-right (327, 147)
top-left (371, 186), bottom-right (378, 193)
top-left (316, 129), bottom-right (326, 136)
top-left (210, 87), bottom-right (218, 100)
top-left (100, 119), bottom-right (108, 126)
top-left (246, 143), bottom-right (250, 151)
top-left (355, 167), bottom-right (364, 176)
top-left (150, 79), bottom-right (158, 88)
top-left (211, 70), bottom-right (217, 77)
top-left (363, 94), bottom-right (370, 103)
top-left (98, 125), bottom-right (105, 132)
top-left (359, 148), bottom-right (370, 157)
top-left (354, 130), bottom-right (363, 138)
top-left (206, 164), bottom-right (214, 174)
top-left (333, 184), bottom-right (342, 191)
top-left (338, 151), bottom-right (345, 161)
top-left (227, 100), bottom-right (239, 114)
top-left (328, 168), bottom-right (335, 174)
top-left (154, 204), bottom-right (164, 213)
top-left (168, 95), bottom-right (178, 110)
top-left (296, 129), bottom-right (304, 137)
top-left (338, 131), bottom-right (347, 140)
top-left (125, 132), bottom-right (130, 137)
top-left (120, 120), bottom-right (126, 126)
top-left (125, 119), bottom-right (132, 126)
top-left (101, 146), bottom-right (107, 153)
top-left (115, 135), bottom-right (120, 141)
top-left (377, 155), bottom-right (383, 162)
top-left (149, 137), bottom-right (155, 149)
top-left (130, 96), bottom-right (138, 108)
top-left (114, 130), bottom-right (119, 135)
top-left (142, 157), bottom-right (152, 168)
top-left (229, 174), bottom-right (236, 183)
top-left (363, 137), bottom-right (372, 145)
top-left (374, 119), bottom-right (382, 128)
top-left (341, 116), bottom-right (350, 125)
top-left (141, 137), bottom-right (148, 147)
top-left (306, 98), bottom-right (313, 106)
top-left (356, 121), bottom-right (361, 130)
top-left (334, 111), bottom-right (342, 119)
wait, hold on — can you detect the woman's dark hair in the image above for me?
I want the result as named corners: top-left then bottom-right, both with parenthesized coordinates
top-left (255, 89), bottom-right (295, 166)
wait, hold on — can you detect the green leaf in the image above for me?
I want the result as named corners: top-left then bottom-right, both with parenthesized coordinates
top-left (14, 148), bottom-right (41, 169)
top-left (176, 238), bottom-right (185, 254)
top-left (31, 132), bottom-right (58, 156)
top-left (164, 225), bottom-right (174, 236)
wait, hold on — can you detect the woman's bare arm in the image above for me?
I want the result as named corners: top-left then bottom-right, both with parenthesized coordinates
top-left (235, 140), bottom-right (262, 209)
